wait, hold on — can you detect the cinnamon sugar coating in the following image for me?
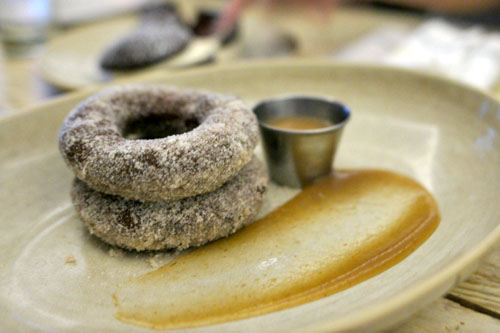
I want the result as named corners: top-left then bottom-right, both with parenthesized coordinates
top-left (71, 157), bottom-right (268, 251)
top-left (58, 84), bottom-right (259, 201)
top-left (100, 5), bottom-right (192, 69)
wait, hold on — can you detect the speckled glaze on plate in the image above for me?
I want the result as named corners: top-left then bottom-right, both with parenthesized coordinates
top-left (1, 61), bottom-right (500, 331)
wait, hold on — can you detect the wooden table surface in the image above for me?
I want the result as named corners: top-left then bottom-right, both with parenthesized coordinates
top-left (1, 5), bottom-right (500, 331)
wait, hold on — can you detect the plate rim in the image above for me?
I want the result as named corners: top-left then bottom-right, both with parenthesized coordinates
top-left (3, 60), bottom-right (500, 330)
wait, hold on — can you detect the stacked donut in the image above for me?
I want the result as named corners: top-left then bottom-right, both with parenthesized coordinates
top-left (58, 85), bottom-right (268, 251)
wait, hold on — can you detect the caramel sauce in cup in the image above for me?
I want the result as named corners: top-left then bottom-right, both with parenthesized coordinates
top-left (266, 116), bottom-right (333, 131)
top-left (254, 96), bottom-right (350, 188)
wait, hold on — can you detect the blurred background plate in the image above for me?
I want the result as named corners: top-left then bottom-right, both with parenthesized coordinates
top-left (1, 61), bottom-right (500, 331)
top-left (39, 0), bottom-right (243, 90)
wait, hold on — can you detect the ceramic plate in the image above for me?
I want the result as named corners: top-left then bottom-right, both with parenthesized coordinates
top-left (40, 1), bottom-right (242, 90)
top-left (1, 61), bottom-right (500, 331)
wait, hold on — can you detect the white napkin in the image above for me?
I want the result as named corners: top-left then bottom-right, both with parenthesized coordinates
top-left (333, 18), bottom-right (500, 90)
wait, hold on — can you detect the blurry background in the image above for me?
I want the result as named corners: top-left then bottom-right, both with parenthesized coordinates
top-left (1, 0), bottom-right (500, 117)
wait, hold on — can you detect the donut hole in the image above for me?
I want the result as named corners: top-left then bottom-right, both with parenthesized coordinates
top-left (122, 113), bottom-right (199, 140)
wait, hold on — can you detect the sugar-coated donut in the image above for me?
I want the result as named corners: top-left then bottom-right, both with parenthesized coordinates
top-left (71, 157), bottom-right (268, 251)
top-left (58, 84), bottom-right (259, 202)
top-left (100, 5), bottom-right (192, 70)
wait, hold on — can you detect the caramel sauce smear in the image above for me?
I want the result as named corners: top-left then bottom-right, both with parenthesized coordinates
top-left (114, 169), bottom-right (439, 329)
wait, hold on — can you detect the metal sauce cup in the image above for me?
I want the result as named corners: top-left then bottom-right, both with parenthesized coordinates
top-left (254, 95), bottom-right (350, 188)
